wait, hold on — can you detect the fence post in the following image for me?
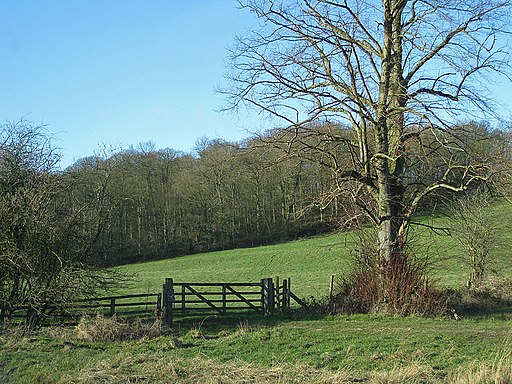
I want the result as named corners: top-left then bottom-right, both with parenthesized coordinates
top-left (328, 275), bottom-right (335, 314)
top-left (163, 278), bottom-right (174, 326)
top-left (262, 278), bottom-right (273, 314)
top-left (157, 293), bottom-right (162, 318)
top-left (222, 284), bottom-right (227, 314)
top-left (287, 277), bottom-right (291, 309)
top-left (260, 279), bottom-right (266, 314)
top-left (282, 278), bottom-right (288, 310)
top-left (110, 298), bottom-right (116, 317)
top-left (264, 278), bottom-right (275, 314)
top-left (181, 284), bottom-right (186, 315)
top-left (275, 276), bottom-right (280, 311)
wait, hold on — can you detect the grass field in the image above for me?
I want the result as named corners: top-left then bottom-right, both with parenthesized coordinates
top-left (116, 201), bottom-right (512, 298)
top-left (116, 231), bottom-right (357, 299)
top-left (116, 224), bottom-right (433, 299)
top-left (1, 202), bottom-right (511, 383)
top-left (1, 312), bottom-right (511, 383)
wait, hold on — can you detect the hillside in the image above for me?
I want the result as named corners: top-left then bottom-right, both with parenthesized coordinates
top-left (117, 231), bottom-right (355, 298)
top-left (116, 201), bottom-right (512, 298)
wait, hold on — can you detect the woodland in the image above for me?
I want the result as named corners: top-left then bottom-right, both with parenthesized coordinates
top-left (1, 117), bottom-right (510, 327)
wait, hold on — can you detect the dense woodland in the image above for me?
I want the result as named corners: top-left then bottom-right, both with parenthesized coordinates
top-left (63, 134), bottom-right (340, 265)
top-left (2, 119), bottom-right (510, 267)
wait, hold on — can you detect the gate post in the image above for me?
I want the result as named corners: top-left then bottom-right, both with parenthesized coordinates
top-left (269, 278), bottom-right (275, 313)
top-left (262, 278), bottom-right (275, 314)
top-left (275, 276), bottom-right (280, 311)
top-left (163, 278), bottom-right (174, 326)
top-left (287, 277), bottom-right (291, 309)
top-left (261, 279), bottom-right (266, 314)
top-left (156, 293), bottom-right (162, 318)
top-left (282, 278), bottom-right (288, 310)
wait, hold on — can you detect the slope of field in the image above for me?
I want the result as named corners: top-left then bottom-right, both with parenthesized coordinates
top-left (117, 231), bottom-right (356, 298)
top-left (116, 201), bottom-right (512, 298)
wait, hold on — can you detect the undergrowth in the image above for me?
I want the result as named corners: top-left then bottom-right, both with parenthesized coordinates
top-left (334, 233), bottom-right (447, 316)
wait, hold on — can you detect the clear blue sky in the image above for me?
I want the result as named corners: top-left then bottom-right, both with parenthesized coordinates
top-left (0, 1), bottom-right (260, 168)
top-left (1, 1), bottom-right (511, 168)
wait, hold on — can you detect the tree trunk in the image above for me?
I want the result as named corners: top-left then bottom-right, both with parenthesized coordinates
top-left (375, 0), bottom-right (407, 263)
top-left (377, 174), bottom-right (404, 262)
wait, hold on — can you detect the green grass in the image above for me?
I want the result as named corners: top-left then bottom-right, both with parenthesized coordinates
top-left (1, 313), bottom-right (511, 383)
top-left (116, 232), bottom-right (357, 298)
top-left (1, 201), bottom-right (511, 383)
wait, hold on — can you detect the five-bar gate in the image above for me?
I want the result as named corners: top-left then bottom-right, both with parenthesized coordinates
top-left (162, 277), bottom-right (302, 325)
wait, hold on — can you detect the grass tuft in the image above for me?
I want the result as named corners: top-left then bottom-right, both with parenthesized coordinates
top-left (75, 314), bottom-right (163, 342)
top-left (449, 350), bottom-right (512, 384)
top-left (370, 363), bottom-right (440, 383)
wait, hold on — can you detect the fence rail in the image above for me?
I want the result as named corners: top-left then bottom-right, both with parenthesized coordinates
top-left (0, 293), bottom-right (162, 325)
top-left (162, 277), bottom-right (304, 325)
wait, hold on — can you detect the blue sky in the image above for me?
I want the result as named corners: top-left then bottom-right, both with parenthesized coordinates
top-left (1, 1), bottom-right (511, 168)
top-left (0, 1), bottom-right (260, 168)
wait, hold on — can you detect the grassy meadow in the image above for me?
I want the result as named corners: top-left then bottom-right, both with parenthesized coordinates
top-left (116, 201), bottom-right (511, 298)
top-left (1, 202), bottom-right (511, 383)
top-left (116, 231), bottom-right (357, 299)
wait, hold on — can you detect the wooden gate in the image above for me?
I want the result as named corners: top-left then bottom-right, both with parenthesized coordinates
top-left (162, 277), bottom-right (302, 325)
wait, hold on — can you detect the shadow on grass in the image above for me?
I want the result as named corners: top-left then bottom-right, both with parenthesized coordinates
top-left (456, 305), bottom-right (512, 320)
top-left (167, 310), bottom-right (327, 336)
top-left (167, 300), bottom-right (512, 338)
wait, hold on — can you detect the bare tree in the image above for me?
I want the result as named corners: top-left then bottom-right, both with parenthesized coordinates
top-left (449, 190), bottom-right (499, 288)
top-left (223, 0), bottom-right (511, 264)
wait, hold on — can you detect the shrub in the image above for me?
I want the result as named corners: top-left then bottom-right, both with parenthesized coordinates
top-left (334, 233), bottom-right (447, 316)
top-left (447, 275), bottom-right (512, 314)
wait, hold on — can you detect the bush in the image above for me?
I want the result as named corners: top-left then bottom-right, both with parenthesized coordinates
top-left (334, 234), bottom-right (447, 316)
top-left (447, 275), bottom-right (512, 314)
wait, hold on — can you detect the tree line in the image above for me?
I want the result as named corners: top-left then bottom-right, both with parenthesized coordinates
top-left (63, 129), bottom-right (345, 266)
top-left (3, 0), bottom-right (512, 326)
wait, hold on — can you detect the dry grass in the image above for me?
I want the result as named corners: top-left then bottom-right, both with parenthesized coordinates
top-left (61, 352), bottom-right (512, 384)
top-left (61, 354), bottom-right (456, 384)
top-left (450, 350), bottom-right (512, 384)
top-left (62, 354), bottom-right (354, 384)
top-left (75, 314), bottom-right (163, 342)
top-left (370, 363), bottom-right (440, 383)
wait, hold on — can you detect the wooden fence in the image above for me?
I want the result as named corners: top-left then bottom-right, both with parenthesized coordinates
top-left (69, 293), bottom-right (162, 318)
top-left (0, 293), bottom-right (162, 325)
top-left (162, 277), bottom-right (305, 325)
top-left (1, 276), bottom-right (307, 326)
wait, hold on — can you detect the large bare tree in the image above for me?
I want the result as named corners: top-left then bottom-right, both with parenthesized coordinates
top-left (223, 0), bottom-right (511, 262)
